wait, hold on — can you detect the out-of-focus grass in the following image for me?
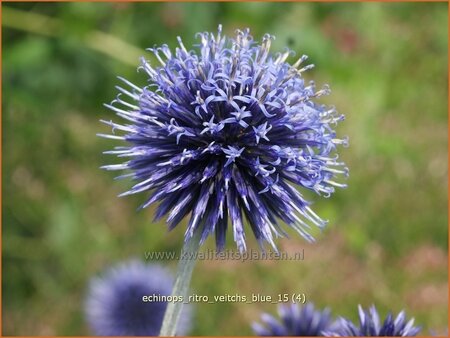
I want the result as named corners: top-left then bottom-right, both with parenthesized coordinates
top-left (2, 2), bottom-right (448, 336)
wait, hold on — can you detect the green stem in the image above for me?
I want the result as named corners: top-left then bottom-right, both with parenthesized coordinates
top-left (159, 232), bottom-right (201, 336)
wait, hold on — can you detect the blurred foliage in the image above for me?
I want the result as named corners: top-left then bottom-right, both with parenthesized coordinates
top-left (2, 2), bottom-right (448, 336)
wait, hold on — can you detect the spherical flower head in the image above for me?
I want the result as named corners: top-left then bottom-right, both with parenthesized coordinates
top-left (85, 260), bottom-right (192, 336)
top-left (252, 303), bottom-right (336, 336)
top-left (101, 25), bottom-right (348, 252)
top-left (325, 305), bottom-right (421, 336)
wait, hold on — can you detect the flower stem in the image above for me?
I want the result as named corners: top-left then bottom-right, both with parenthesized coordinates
top-left (159, 231), bottom-right (201, 336)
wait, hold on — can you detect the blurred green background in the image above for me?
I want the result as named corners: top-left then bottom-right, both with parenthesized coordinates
top-left (2, 1), bottom-right (448, 336)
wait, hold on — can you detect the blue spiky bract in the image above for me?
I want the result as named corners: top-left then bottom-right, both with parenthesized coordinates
top-left (326, 305), bottom-right (421, 337)
top-left (85, 260), bottom-right (192, 336)
top-left (252, 303), bottom-right (336, 336)
top-left (101, 25), bottom-right (348, 252)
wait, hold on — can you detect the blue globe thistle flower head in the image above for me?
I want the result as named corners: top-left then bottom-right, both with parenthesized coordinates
top-left (85, 260), bottom-right (192, 336)
top-left (101, 25), bottom-right (348, 252)
top-left (325, 305), bottom-right (421, 337)
top-left (252, 303), bottom-right (336, 336)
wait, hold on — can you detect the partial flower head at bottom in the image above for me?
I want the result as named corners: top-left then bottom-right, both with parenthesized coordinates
top-left (85, 260), bottom-right (192, 336)
top-left (252, 303), bottom-right (336, 336)
top-left (324, 305), bottom-right (421, 337)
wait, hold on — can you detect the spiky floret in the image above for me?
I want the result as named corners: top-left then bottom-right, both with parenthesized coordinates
top-left (325, 305), bottom-right (421, 337)
top-left (100, 25), bottom-right (348, 252)
top-left (252, 303), bottom-right (336, 336)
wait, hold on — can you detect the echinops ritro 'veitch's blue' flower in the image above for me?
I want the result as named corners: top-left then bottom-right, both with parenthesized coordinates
top-left (85, 260), bottom-right (192, 336)
top-left (252, 303), bottom-right (336, 336)
top-left (100, 25), bottom-right (348, 252)
top-left (325, 305), bottom-right (421, 336)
